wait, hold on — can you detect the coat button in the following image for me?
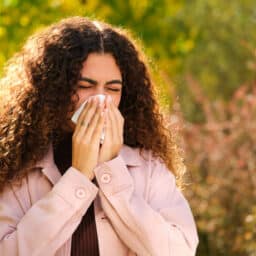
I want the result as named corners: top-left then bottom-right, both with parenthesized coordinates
top-left (75, 188), bottom-right (86, 199)
top-left (101, 173), bottom-right (111, 184)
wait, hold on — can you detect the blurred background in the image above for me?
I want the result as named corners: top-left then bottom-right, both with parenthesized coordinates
top-left (0, 0), bottom-right (255, 255)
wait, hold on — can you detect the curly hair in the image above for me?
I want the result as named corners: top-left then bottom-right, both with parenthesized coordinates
top-left (0, 16), bottom-right (186, 192)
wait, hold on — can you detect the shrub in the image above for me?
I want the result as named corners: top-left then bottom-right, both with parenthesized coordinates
top-left (180, 76), bottom-right (256, 255)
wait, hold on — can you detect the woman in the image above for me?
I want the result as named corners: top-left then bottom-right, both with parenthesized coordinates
top-left (0, 16), bottom-right (198, 255)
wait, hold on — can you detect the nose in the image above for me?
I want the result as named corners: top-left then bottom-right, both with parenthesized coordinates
top-left (90, 88), bottom-right (109, 108)
top-left (93, 85), bottom-right (107, 97)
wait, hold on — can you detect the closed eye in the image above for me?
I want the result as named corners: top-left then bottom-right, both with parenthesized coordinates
top-left (107, 88), bottom-right (121, 92)
top-left (78, 85), bottom-right (92, 89)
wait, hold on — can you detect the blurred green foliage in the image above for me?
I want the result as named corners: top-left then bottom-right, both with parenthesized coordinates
top-left (1, 0), bottom-right (256, 120)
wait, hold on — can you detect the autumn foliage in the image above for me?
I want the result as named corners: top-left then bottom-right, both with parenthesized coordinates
top-left (180, 76), bottom-right (256, 255)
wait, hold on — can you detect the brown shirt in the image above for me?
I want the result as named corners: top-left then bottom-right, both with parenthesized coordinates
top-left (53, 132), bottom-right (100, 256)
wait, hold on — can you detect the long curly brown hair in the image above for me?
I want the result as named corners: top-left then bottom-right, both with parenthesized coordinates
top-left (0, 16), bottom-right (186, 192)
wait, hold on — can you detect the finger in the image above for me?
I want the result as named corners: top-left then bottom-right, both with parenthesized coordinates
top-left (102, 108), bottom-right (111, 144)
top-left (108, 101), bottom-right (119, 141)
top-left (75, 97), bottom-right (98, 138)
top-left (77, 97), bottom-right (98, 127)
top-left (110, 100), bottom-right (122, 139)
top-left (102, 96), bottom-right (112, 141)
top-left (91, 109), bottom-right (106, 143)
top-left (84, 104), bottom-right (104, 140)
top-left (73, 98), bottom-right (93, 137)
top-left (112, 103), bottom-right (124, 138)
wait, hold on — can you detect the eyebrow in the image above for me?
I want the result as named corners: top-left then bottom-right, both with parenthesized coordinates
top-left (79, 76), bottom-right (123, 86)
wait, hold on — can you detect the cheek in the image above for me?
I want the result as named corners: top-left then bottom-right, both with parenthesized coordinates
top-left (66, 97), bottom-right (85, 120)
top-left (71, 91), bottom-right (91, 112)
top-left (113, 94), bottom-right (122, 107)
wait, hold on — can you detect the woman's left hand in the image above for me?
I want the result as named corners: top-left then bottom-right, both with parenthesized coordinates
top-left (98, 96), bottom-right (124, 163)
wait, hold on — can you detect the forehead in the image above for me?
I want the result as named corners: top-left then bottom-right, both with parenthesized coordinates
top-left (80, 53), bottom-right (122, 80)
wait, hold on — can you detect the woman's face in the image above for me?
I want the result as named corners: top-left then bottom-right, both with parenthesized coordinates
top-left (65, 53), bottom-right (123, 132)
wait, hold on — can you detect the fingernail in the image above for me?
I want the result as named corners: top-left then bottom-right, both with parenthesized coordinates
top-left (107, 96), bottom-right (112, 102)
top-left (99, 99), bottom-right (104, 107)
top-left (101, 109), bottom-right (107, 117)
top-left (93, 97), bottom-right (98, 104)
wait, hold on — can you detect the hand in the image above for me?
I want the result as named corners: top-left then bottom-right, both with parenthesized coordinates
top-left (98, 96), bottom-right (124, 164)
top-left (72, 97), bottom-right (106, 180)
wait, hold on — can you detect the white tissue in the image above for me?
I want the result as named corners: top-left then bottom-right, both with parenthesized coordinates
top-left (71, 94), bottom-right (106, 144)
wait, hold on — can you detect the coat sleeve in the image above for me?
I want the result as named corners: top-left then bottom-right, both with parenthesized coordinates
top-left (0, 167), bottom-right (98, 256)
top-left (94, 155), bottom-right (199, 256)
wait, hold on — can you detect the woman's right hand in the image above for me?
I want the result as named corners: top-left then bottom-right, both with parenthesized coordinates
top-left (72, 97), bottom-right (105, 180)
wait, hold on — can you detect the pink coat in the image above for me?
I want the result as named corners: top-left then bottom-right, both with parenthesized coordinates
top-left (0, 144), bottom-right (199, 256)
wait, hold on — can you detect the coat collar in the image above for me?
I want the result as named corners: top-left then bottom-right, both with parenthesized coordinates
top-left (33, 143), bottom-right (142, 185)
